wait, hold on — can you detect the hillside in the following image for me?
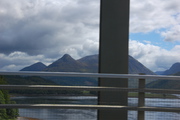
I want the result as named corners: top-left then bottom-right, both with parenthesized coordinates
top-left (4, 75), bottom-right (56, 85)
top-left (128, 56), bottom-right (155, 75)
top-left (4, 75), bottom-right (83, 95)
top-left (77, 54), bottom-right (98, 73)
top-left (146, 72), bottom-right (180, 89)
top-left (146, 79), bottom-right (180, 89)
top-left (174, 72), bottom-right (180, 76)
top-left (4, 75), bottom-right (57, 94)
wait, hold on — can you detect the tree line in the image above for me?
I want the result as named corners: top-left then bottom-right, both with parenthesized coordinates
top-left (0, 76), bottom-right (18, 119)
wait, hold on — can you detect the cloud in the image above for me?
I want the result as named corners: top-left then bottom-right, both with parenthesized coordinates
top-left (0, 51), bottom-right (54, 71)
top-left (129, 0), bottom-right (180, 70)
top-left (1, 40), bottom-right (180, 72)
top-left (129, 40), bottom-right (180, 71)
top-left (161, 24), bottom-right (180, 42)
top-left (143, 40), bottom-right (151, 44)
top-left (0, 0), bottom-right (100, 58)
top-left (130, 0), bottom-right (180, 42)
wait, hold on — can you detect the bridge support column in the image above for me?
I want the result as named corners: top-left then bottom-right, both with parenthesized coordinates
top-left (98, 0), bottom-right (130, 120)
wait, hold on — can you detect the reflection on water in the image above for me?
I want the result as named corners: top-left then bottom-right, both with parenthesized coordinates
top-left (12, 96), bottom-right (97, 120)
top-left (12, 96), bottom-right (97, 105)
top-left (11, 96), bottom-right (180, 120)
top-left (19, 108), bottom-right (97, 120)
top-left (128, 97), bottom-right (180, 108)
top-left (128, 97), bottom-right (180, 120)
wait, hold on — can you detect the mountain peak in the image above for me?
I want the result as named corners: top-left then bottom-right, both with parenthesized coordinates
top-left (20, 62), bottom-right (46, 71)
top-left (44, 54), bottom-right (82, 72)
top-left (163, 62), bottom-right (180, 75)
top-left (61, 54), bottom-right (74, 62)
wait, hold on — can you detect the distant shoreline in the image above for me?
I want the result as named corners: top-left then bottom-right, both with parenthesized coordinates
top-left (18, 117), bottom-right (40, 120)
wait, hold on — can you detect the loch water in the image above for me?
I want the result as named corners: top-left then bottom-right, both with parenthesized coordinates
top-left (11, 95), bottom-right (180, 120)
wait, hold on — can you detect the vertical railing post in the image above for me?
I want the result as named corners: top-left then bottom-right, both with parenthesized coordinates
top-left (138, 73), bottom-right (145, 120)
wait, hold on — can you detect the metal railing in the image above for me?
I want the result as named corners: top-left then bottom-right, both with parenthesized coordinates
top-left (0, 71), bottom-right (180, 120)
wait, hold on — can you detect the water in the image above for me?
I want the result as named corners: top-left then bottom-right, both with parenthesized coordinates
top-left (12, 96), bottom-right (97, 120)
top-left (11, 96), bottom-right (180, 120)
top-left (128, 97), bottom-right (180, 120)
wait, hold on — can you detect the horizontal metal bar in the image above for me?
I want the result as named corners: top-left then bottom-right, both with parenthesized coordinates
top-left (0, 104), bottom-right (179, 112)
top-left (0, 71), bottom-right (180, 80)
top-left (0, 85), bottom-right (180, 94)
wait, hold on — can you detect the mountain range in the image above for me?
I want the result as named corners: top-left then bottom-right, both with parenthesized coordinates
top-left (19, 54), bottom-right (156, 87)
top-left (155, 62), bottom-right (180, 75)
top-left (146, 72), bottom-right (180, 89)
top-left (4, 54), bottom-right (179, 93)
top-left (20, 54), bottom-right (155, 75)
top-left (19, 54), bottom-right (180, 89)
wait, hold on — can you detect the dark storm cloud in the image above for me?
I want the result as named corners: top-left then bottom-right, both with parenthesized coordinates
top-left (0, 0), bottom-right (100, 71)
top-left (0, 20), bottom-right (57, 55)
top-left (0, 0), bottom-right (99, 58)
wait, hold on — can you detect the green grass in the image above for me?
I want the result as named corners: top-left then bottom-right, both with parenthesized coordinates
top-left (128, 92), bottom-right (178, 99)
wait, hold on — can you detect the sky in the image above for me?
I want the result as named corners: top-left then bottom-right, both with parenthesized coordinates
top-left (0, 0), bottom-right (180, 72)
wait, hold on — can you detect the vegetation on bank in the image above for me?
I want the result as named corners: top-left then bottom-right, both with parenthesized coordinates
top-left (0, 76), bottom-right (19, 119)
top-left (128, 92), bottom-right (178, 99)
top-left (4, 75), bottom-right (97, 95)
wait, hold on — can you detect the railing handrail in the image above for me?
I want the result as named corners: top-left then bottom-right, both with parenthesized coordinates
top-left (0, 71), bottom-right (180, 80)
top-left (0, 104), bottom-right (179, 112)
top-left (0, 71), bottom-right (179, 119)
top-left (0, 85), bottom-right (180, 94)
